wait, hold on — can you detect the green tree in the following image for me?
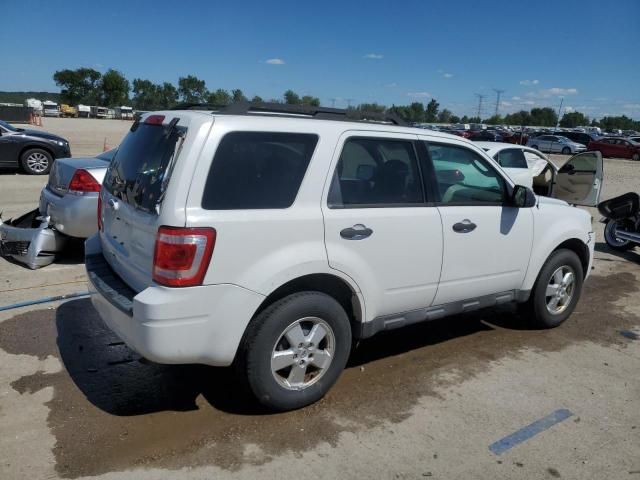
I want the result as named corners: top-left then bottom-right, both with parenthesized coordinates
top-left (284, 89), bottom-right (301, 104)
top-left (100, 69), bottom-right (130, 107)
top-left (559, 111), bottom-right (588, 128)
top-left (178, 75), bottom-right (208, 103)
top-left (301, 95), bottom-right (321, 106)
top-left (449, 115), bottom-right (461, 124)
top-left (599, 115), bottom-right (640, 131)
top-left (207, 88), bottom-right (231, 105)
top-left (460, 115), bottom-right (470, 123)
top-left (251, 95), bottom-right (264, 103)
top-left (158, 82), bottom-right (178, 109)
top-left (504, 110), bottom-right (532, 126)
top-left (468, 116), bottom-right (481, 124)
top-left (484, 114), bottom-right (503, 125)
top-left (231, 89), bottom-right (248, 103)
top-left (529, 107), bottom-right (558, 127)
top-left (53, 67), bottom-right (101, 105)
top-left (425, 99), bottom-right (440, 122)
top-left (359, 103), bottom-right (387, 113)
top-left (437, 108), bottom-right (453, 124)
top-left (131, 78), bottom-right (159, 110)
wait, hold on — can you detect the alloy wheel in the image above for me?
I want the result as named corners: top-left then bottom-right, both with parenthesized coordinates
top-left (545, 266), bottom-right (576, 315)
top-left (26, 152), bottom-right (49, 173)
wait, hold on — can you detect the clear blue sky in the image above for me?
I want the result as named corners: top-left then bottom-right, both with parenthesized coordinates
top-left (3, 0), bottom-right (639, 119)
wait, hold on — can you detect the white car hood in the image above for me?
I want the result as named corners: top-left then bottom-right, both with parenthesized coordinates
top-left (536, 196), bottom-right (569, 207)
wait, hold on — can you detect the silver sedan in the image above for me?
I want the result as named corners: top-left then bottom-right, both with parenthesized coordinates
top-left (526, 135), bottom-right (587, 154)
top-left (39, 149), bottom-right (115, 238)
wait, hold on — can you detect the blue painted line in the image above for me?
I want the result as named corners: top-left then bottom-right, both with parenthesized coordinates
top-left (0, 291), bottom-right (89, 312)
top-left (489, 409), bottom-right (573, 455)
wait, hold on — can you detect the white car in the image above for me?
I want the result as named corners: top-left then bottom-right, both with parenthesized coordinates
top-left (86, 104), bottom-right (603, 411)
top-left (476, 142), bottom-right (602, 203)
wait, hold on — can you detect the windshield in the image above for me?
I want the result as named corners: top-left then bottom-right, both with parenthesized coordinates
top-left (0, 120), bottom-right (18, 132)
top-left (103, 122), bottom-right (185, 213)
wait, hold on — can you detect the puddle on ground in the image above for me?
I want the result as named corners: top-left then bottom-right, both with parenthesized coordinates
top-left (0, 272), bottom-right (638, 478)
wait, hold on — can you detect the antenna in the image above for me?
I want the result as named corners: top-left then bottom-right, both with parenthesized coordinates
top-left (493, 89), bottom-right (505, 116)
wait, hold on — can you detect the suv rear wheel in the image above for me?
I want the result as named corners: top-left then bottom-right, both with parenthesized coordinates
top-left (522, 249), bottom-right (584, 328)
top-left (241, 292), bottom-right (352, 411)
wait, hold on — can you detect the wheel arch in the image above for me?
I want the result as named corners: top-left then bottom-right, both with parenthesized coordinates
top-left (252, 273), bottom-right (364, 336)
top-left (553, 238), bottom-right (590, 278)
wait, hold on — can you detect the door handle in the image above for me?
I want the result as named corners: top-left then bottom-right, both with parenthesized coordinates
top-left (452, 219), bottom-right (477, 233)
top-left (340, 224), bottom-right (373, 240)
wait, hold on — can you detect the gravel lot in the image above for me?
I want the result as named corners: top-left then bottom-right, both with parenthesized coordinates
top-left (0, 119), bottom-right (638, 480)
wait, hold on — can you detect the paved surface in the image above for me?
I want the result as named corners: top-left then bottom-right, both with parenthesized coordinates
top-left (0, 120), bottom-right (638, 479)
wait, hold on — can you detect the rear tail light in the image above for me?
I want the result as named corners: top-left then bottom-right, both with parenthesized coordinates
top-left (68, 169), bottom-right (101, 194)
top-left (97, 193), bottom-right (103, 231)
top-left (152, 226), bottom-right (216, 287)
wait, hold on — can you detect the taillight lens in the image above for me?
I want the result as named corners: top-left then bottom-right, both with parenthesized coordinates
top-left (68, 169), bottom-right (101, 194)
top-left (145, 114), bottom-right (165, 125)
top-left (152, 226), bottom-right (216, 287)
top-left (97, 192), bottom-right (103, 231)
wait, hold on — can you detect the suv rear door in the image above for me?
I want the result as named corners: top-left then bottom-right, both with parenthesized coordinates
top-left (99, 114), bottom-right (206, 292)
top-left (322, 132), bottom-right (443, 321)
top-left (552, 151), bottom-right (603, 206)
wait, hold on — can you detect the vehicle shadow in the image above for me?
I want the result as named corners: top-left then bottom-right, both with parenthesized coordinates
top-left (55, 298), bottom-right (533, 417)
top-left (595, 241), bottom-right (640, 264)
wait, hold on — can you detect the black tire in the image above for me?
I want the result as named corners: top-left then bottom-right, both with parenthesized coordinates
top-left (632, 153), bottom-right (640, 161)
top-left (531, 144), bottom-right (539, 150)
top-left (240, 292), bottom-right (352, 411)
top-left (523, 249), bottom-right (584, 329)
top-left (20, 148), bottom-right (53, 175)
top-left (561, 147), bottom-right (571, 155)
top-left (604, 219), bottom-right (634, 251)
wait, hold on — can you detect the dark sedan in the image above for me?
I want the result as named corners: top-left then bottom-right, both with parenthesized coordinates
top-left (468, 130), bottom-right (504, 142)
top-left (0, 120), bottom-right (71, 174)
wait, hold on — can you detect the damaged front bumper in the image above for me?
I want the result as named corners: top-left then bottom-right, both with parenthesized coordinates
top-left (0, 209), bottom-right (67, 269)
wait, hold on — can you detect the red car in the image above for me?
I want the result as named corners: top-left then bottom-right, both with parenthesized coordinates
top-left (587, 137), bottom-right (640, 161)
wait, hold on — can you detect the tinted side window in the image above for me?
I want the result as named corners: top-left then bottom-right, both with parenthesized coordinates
top-left (495, 148), bottom-right (528, 168)
top-left (329, 138), bottom-right (423, 207)
top-left (202, 132), bottom-right (318, 210)
top-left (427, 143), bottom-right (506, 205)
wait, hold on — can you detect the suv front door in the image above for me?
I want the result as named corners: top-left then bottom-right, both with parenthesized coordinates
top-left (422, 138), bottom-right (534, 305)
top-left (322, 133), bottom-right (443, 321)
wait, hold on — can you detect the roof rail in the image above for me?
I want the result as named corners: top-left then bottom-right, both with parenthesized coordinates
top-left (168, 102), bottom-right (408, 126)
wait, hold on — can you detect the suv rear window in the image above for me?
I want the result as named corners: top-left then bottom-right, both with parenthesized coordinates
top-left (202, 132), bottom-right (318, 210)
top-left (103, 121), bottom-right (185, 213)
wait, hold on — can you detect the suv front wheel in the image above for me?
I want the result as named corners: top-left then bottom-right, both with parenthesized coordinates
top-left (522, 249), bottom-right (584, 328)
top-left (241, 291), bottom-right (352, 411)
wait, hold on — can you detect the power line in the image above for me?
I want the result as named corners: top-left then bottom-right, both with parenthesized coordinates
top-left (474, 93), bottom-right (486, 119)
top-left (493, 89), bottom-right (505, 116)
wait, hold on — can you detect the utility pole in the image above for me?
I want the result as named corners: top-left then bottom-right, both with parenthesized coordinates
top-left (346, 98), bottom-right (354, 108)
top-left (474, 93), bottom-right (486, 120)
top-left (556, 97), bottom-right (564, 128)
top-left (329, 98), bottom-right (337, 108)
top-left (493, 89), bottom-right (505, 117)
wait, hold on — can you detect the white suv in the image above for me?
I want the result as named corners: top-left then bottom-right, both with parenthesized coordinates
top-left (86, 104), bottom-right (602, 411)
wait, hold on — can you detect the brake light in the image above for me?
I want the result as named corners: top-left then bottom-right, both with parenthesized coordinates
top-left (68, 169), bottom-right (101, 194)
top-left (144, 114), bottom-right (165, 125)
top-left (97, 193), bottom-right (102, 231)
top-left (153, 226), bottom-right (216, 287)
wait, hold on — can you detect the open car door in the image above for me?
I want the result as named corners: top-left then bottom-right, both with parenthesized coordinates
top-left (552, 151), bottom-right (603, 206)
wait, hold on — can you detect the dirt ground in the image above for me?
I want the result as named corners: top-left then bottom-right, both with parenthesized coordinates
top-left (0, 119), bottom-right (638, 479)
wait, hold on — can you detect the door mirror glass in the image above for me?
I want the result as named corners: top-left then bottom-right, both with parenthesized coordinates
top-left (511, 184), bottom-right (536, 208)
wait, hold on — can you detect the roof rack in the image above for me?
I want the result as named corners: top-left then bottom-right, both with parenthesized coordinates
top-left (169, 102), bottom-right (408, 126)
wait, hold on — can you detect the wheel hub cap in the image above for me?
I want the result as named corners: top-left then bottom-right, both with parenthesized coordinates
top-left (545, 266), bottom-right (576, 315)
top-left (270, 317), bottom-right (335, 391)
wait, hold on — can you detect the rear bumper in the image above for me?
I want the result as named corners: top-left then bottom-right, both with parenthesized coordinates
top-left (85, 235), bottom-right (265, 366)
top-left (40, 187), bottom-right (97, 238)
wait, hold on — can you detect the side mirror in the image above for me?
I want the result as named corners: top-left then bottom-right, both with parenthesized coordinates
top-left (511, 184), bottom-right (536, 208)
